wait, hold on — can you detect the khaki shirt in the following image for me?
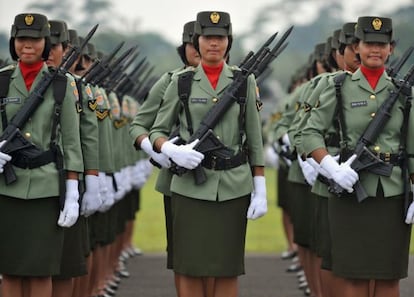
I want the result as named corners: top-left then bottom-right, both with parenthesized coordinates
top-left (302, 69), bottom-right (414, 198)
top-left (0, 64), bottom-right (83, 199)
top-left (149, 63), bottom-right (264, 201)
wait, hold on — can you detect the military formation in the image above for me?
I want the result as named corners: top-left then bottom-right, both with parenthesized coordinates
top-left (265, 16), bottom-right (414, 297)
top-left (0, 7), bottom-right (413, 297)
top-left (0, 12), bottom-right (150, 297)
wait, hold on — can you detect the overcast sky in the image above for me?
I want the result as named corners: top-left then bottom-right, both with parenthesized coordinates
top-left (0, 0), bottom-right (412, 44)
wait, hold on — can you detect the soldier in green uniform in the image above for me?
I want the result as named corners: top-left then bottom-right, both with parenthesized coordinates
top-left (45, 19), bottom-right (92, 297)
top-left (0, 13), bottom-right (83, 297)
top-left (129, 20), bottom-right (200, 294)
top-left (302, 16), bottom-right (414, 297)
top-left (149, 11), bottom-right (266, 297)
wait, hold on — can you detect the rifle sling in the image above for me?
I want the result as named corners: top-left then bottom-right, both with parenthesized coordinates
top-left (0, 68), bottom-right (67, 206)
top-left (177, 69), bottom-right (248, 151)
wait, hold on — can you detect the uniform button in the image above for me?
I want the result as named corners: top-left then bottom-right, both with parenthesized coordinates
top-left (212, 97), bottom-right (218, 103)
top-left (370, 112), bottom-right (375, 118)
top-left (24, 132), bottom-right (31, 138)
top-left (369, 94), bottom-right (376, 100)
top-left (216, 135), bottom-right (220, 139)
top-left (374, 146), bottom-right (380, 152)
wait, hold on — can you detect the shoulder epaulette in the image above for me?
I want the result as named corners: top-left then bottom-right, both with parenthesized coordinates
top-left (0, 64), bottom-right (16, 73)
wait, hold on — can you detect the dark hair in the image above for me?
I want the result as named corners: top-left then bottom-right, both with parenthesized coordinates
top-left (176, 43), bottom-right (188, 65)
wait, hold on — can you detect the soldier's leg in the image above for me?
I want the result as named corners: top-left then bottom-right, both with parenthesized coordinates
top-left (176, 274), bottom-right (204, 297)
top-left (1, 275), bottom-right (24, 297)
top-left (213, 276), bottom-right (238, 297)
top-left (25, 276), bottom-right (53, 297)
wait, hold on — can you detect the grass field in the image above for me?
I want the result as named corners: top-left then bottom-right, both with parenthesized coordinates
top-left (133, 168), bottom-right (414, 254)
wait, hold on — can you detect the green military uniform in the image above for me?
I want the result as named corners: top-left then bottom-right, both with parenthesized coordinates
top-left (0, 13), bottom-right (83, 277)
top-left (149, 11), bottom-right (264, 277)
top-left (302, 16), bottom-right (414, 279)
top-left (150, 63), bottom-right (264, 201)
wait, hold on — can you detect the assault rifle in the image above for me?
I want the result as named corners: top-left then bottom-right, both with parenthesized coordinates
top-left (328, 61), bottom-right (414, 202)
top-left (170, 26), bottom-right (293, 184)
top-left (81, 41), bottom-right (125, 85)
top-left (0, 24), bottom-right (98, 192)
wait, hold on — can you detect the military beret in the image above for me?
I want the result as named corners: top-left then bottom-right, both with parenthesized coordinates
top-left (68, 29), bottom-right (80, 47)
top-left (11, 13), bottom-right (50, 38)
top-left (86, 43), bottom-right (97, 60)
top-left (182, 21), bottom-right (196, 43)
top-left (49, 20), bottom-right (69, 45)
top-left (339, 22), bottom-right (357, 45)
top-left (325, 37), bottom-right (333, 54)
top-left (331, 29), bottom-right (341, 50)
top-left (314, 43), bottom-right (326, 61)
top-left (355, 16), bottom-right (392, 43)
top-left (194, 11), bottom-right (232, 37)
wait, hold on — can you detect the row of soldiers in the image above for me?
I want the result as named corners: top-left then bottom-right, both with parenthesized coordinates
top-left (0, 13), bottom-right (155, 297)
top-left (265, 16), bottom-right (414, 297)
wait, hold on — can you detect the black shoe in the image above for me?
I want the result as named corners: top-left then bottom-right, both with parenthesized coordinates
top-left (116, 269), bottom-right (130, 278)
top-left (286, 263), bottom-right (302, 273)
top-left (107, 280), bottom-right (118, 290)
top-left (280, 250), bottom-right (297, 260)
top-left (105, 286), bottom-right (116, 296)
top-left (303, 287), bottom-right (311, 296)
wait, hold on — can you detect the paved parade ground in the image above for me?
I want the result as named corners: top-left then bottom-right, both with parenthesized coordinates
top-left (115, 253), bottom-right (414, 297)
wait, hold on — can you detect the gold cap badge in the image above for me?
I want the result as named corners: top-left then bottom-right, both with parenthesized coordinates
top-left (372, 18), bottom-right (382, 31)
top-left (25, 14), bottom-right (34, 26)
top-left (210, 12), bottom-right (220, 24)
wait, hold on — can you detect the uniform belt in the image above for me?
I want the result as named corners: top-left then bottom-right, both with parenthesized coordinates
top-left (11, 149), bottom-right (56, 169)
top-left (376, 152), bottom-right (401, 165)
top-left (202, 151), bottom-right (247, 170)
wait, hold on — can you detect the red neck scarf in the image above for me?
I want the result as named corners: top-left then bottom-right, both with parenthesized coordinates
top-left (360, 64), bottom-right (384, 90)
top-left (19, 60), bottom-right (44, 91)
top-left (202, 62), bottom-right (224, 89)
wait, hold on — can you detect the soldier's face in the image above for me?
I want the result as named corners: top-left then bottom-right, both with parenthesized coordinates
top-left (353, 41), bottom-right (391, 69)
top-left (343, 45), bottom-right (360, 73)
top-left (15, 37), bottom-right (45, 64)
top-left (46, 43), bottom-right (64, 68)
top-left (185, 43), bottom-right (200, 67)
top-left (198, 35), bottom-right (228, 66)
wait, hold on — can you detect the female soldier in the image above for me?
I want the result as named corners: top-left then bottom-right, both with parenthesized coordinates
top-left (129, 20), bottom-right (201, 294)
top-left (302, 16), bottom-right (414, 297)
top-left (149, 11), bottom-right (267, 297)
top-left (0, 13), bottom-right (83, 297)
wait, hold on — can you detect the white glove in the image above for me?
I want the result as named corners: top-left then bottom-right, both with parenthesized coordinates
top-left (161, 139), bottom-right (204, 170)
top-left (81, 175), bottom-right (102, 217)
top-left (58, 180), bottom-right (80, 227)
top-left (247, 176), bottom-right (268, 220)
top-left (132, 161), bottom-right (148, 189)
top-left (318, 154), bottom-right (340, 178)
top-left (405, 185), bottom-right (414, 224)
top-left (99, 173), bottom-right (115, 212)
top-left (279, 135), bottom-right (292, 167)
top-left (141, 137), bottom-right (171, 168)
top-left (297, 155), bottom-right (318, 186)
top-left (320, 154), bottom-right (358, 193)
top-left (113, 171), bottom-right (126, 201)
top-left (121, 167), bottom-right (133, 193)
top-left (264, 144), bottom-right (279, 168)
top-left (0, 140), bottom-right (12, 174)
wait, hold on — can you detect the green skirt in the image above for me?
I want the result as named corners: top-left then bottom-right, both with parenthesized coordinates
top-left (171, 193), bottom-right (249, 277)
top-left (290, 182), bottom-right (313, 248)
top-left (163, 195), bottom-right (174, 270)
top-left (53, 216), bottom-right (88, 279)
top-left (277, 166), bottom-right (290, 212)
top-left (329, 186), bottom-right (411, 279)
top-left (0, 195), bottom-right (64, 276)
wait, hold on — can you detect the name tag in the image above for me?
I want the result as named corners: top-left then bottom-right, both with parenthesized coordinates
top-left (1, 97), bottom-right (21, 104)
top-left (350, 101), bottom-right (367, 108)
top-left (191, 98), bottom-right (207, 104)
